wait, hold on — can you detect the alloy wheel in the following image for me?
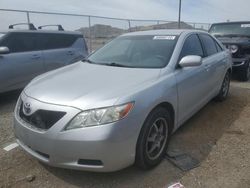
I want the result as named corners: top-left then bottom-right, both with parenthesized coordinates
top-left (146, 118), bottom-right (168, 160)
top-left (222, 73), bottom-right (230, 97)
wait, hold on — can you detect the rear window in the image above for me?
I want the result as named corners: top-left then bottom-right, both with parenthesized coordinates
top-left (199, 34), bottom-right (218, 56)
top-left (39, 34), bottom-right (80, 50)
top-left (215, 41), bottom-right (223, 52)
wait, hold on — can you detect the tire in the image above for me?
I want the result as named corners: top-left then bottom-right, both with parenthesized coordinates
top-left (135, 107), bottom-right (171, 169)
top-left (238, 61), bottom-right (250, 81)
top-left (215, 71), bottom-right (230, 102)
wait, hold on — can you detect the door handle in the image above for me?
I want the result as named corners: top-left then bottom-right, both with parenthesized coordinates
top-left (205, 64), bottom-right (211, 71)
top-left (31, 54), bottom-right (41, 59)
top-left (67, 51), bottom-right (74, 56)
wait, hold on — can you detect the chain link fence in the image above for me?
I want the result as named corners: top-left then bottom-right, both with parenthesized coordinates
top-left (0, 9), bottom-right (211, 52)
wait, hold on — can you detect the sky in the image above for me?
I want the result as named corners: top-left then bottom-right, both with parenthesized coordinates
top-left (1, 0), bottom-right (250, 30)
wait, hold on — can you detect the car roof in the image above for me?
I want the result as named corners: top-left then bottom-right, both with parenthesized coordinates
top-left (211, 21), bottom-right (250, 26)
top-left (121, 29), bottom-right (207, 37)
top-left (0, 29), bottom-right (83, 36)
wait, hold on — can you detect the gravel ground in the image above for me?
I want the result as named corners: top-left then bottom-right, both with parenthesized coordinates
top-left (0, 82), bottom-right (249, 188)
top-left (181, 83), bottom-right (250, 187)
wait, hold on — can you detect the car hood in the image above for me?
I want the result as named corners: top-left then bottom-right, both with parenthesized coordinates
top-left (24, 62), bottom-right (161, 110)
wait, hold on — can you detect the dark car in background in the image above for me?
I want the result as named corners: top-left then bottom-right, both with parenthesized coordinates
top-left (209, 21), bottom-right (250, 81)
top-left (0, 24), bottom-right (88, 93)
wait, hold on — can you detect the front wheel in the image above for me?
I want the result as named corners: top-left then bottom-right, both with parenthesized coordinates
top-left (135, 107), bottom-right (171, 169)
top-left (215, 71), bottom-right (230, 102)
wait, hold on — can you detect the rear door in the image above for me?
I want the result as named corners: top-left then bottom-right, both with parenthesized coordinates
top-left (0, 32), bottom-right (44, 92)
top-left (40, 33), bottom-right (82, 71)
top-left (175, 34), bottom-right (209, 125)
top-left (198, 34), bottom-right (226, 96)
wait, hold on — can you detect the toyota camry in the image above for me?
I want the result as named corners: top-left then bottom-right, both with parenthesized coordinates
top-left (14, 29), bottom-right (232, 172)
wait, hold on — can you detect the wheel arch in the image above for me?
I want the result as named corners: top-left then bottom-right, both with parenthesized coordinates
top-left (154, 102), bottom-right (175, 134)
top-left (135, 101), bottom-right (175, 168)
top-left (139, 101), bottom-right (175, 136)
top-left (227, 67), bottom-right (232, 75)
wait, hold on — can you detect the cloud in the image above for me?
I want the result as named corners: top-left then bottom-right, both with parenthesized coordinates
top-left (1, 0), bottom-right (178, 20)
top-left (1, 0), bottom-right (250, 30)
top-left (181, 0), bottom-right (250, 23)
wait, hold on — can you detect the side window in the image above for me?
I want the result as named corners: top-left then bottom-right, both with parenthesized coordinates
top-left (199, 34), bottom-right (218, 56)
top-left (41, 34), bottom-right (78, 50)
top-left (215, 40), bottom-right (223, 52)
top-left (1, 33), bottom-right (37, 53)
top-left (179, 34), bottom-right (204, 60)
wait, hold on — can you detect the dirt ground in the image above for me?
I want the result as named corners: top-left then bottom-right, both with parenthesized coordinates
top-left (0, 81), bottom-right (249, 188)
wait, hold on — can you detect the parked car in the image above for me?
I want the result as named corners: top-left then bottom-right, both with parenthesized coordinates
top-left (209, 21), bottom-right (250, 81)
top-left (0, 23), bottom-right (88, 93)
top-left (14, 29), bottom-right (232, 172)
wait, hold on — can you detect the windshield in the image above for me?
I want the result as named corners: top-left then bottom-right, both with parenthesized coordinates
top-left (209, 23), bottom-right (250, 36)
top-left (87, 35), bottom-right (178, 68)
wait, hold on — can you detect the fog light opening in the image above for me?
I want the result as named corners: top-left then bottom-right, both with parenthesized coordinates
top-left (77, 159), bottom-right (103, 166)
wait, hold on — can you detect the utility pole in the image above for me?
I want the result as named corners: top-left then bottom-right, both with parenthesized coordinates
top-left (178, 0), bottom-right (182, 29)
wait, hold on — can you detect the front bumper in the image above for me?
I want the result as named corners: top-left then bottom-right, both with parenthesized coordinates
top-left (13, 94), bottom-right (139, 172)
top-left (232, 58), bottom-right (248, 68)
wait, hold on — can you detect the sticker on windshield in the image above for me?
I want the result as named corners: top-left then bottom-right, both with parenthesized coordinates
top-left (241, 24), bottom-right (250, 28)
top-left (153, 36), bottom-right (176, 40)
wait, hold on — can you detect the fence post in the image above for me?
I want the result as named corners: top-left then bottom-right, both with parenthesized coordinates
top-left (26, 11), bottom-right (30, 24)
top-left (128, 20), bottom-right (131, 32)
top-left (88, 16), bottom-right (92, 53)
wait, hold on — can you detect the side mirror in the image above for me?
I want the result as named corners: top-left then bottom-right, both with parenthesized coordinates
top-left (179, 55), bottom-right (202, 68)
top-left (0, 47), bottom-right (10, 55)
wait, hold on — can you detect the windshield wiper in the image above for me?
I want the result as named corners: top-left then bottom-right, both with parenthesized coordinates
top-left (103, 62), bottom-right (132, 68)
top-left (83, 60), bottom-right (132, 68)
top-left (83, 59), bottom-right (95, 64)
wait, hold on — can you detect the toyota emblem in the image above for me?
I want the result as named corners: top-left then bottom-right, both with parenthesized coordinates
top-left (23, 102), bottom-right (31, 115)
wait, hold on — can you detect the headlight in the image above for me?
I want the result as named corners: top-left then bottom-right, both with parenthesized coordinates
top-left (65, 102), bottom-right (134, 130)
top-left (229, 45), bottom-right (238, 54)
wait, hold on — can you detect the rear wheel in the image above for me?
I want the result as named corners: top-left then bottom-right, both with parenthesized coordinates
top-left (215, 71), bottom-right (230, 102)
top-left (135, 107), bottom-right (171, 169)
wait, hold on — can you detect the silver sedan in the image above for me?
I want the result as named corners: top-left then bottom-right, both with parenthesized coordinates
top-left (14, 29), bottom-right (232, 172)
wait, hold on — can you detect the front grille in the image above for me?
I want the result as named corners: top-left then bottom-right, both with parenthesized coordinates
top-left (19, 102), bottom-right (66, 130)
